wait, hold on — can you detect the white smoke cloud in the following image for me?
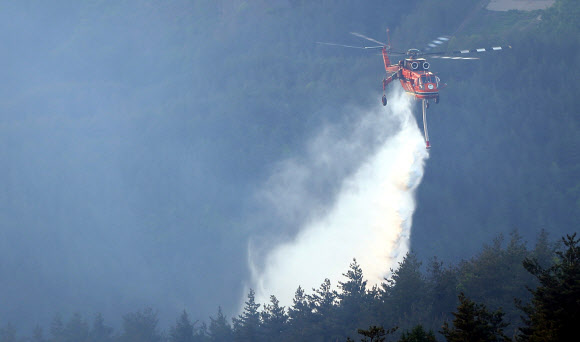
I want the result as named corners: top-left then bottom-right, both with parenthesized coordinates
top-left (248, 90), bottom-right (428, 307)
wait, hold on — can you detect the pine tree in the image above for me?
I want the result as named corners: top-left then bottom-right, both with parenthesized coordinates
top-left (119, 307), bottom-right (162, 342)
top-left (425, 257), bottom-right (458, 323)
top-left (381, 252), bottom-right (428, 327)
top-left (50, 314), bottom-right (65, 342)
top-left (441, 292), bottom-right (510, 342)
top-left (31, 325), bottom-right (46, 342)
top-left (517, 233), bottom-right (580, 341)
top-left (261, 295), bottom-right (287, 340)
top-left (398, 325), bottom-right (437, 342)
top-left (169, 310), bottom-right (195, 342)
top-left (0, 323), bottom-right (17, 342)
top-left (307, 278), bottom-right (338, 340)
top-left (349, 325), bottom-right (397, 342)
top-left (63, 312), bottom-right (89, 342)
top-left (89, 313), bottom-right (113, 342)
top-left (337, 259), bottom-right (373, 337)
top-left (286, 286), bottom-right (311, 340)
top-left (208, 307), bottom-right (232, 342)
top-left (232, 289), bottom-right (261, 342)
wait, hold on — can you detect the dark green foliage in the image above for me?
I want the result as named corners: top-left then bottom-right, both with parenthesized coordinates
top-left (337, 259), bottom-right (378, 338)
top-left (381, 253), bottom-right (429, 330)
top-left (456, 230), bottom-right (536, 333)
top-left (398, 325), bottom-right (437, 342)
top-left (351, 325), bottom-right (398, 342)
top-left (169, 311), bottom-right (196, 342)
top-left (261, 295), bottom-right (288, 339)
top-left (517, 234), bottom-right (580, 341)
top-left (232, 289), bottom-right (261, 342)
top-left (119, 307), bottom-right (162, 342)
top-left (286, 286), bottom-right (313, 340)
top-left (7, 232), bottom-right (580, 342)
top-left (208, 307), bottom-right (233, 342)
top-left (441, 293), bottom-right (510, 342)
top-left (306, 278), bottom-right (339, 340)
top-left (425, 257), bottom-right (458, 325)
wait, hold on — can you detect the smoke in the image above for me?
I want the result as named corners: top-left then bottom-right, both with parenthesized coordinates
top-left (248, 90), bottom-right (429, 307)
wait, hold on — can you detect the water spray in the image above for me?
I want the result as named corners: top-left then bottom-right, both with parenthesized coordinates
top-left (248, 90), bottom-right (429, 307)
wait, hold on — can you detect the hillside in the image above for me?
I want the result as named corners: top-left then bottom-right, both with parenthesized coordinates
top-left (0, 0), bottom-right (578, 338)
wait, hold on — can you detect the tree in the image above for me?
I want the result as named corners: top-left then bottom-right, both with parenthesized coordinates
top-left (63, 313), bottom-right (89, 342)
top-left (307, 278), bottom-right (339, 340)
top-left (0, 323), bottom-right (17, 342)
top-left (50, 314), bottom-right (65, 342)
top-left (232, 289), bottom-right (261, 342)
top-left (337, 259), bottom-right (373, 337)
top-left (425, 257), bottom-right (458, 324)
top-left (286, 286), bottom-right (311, 340)
top-left (208, 306), bottom-right (232, 342)
top-left (169, 310), bottom-right (195, 342)
top-left (89, 313), bottom-right (113, 342)
top-left (347, 325), bottom-right (397, 342)
top-left (31, 325), bottom-right (46, 342)
top-left (517, 233), bottom-right (580, 341)
top-left (119, 307), bottom-right (162, 342)
top-left (441, 293), bottom-right (510, 342)
top-left (381, 253), bottom-right (428, 328)
top-left (398, 325), bottom-right (437, 342)
top-left (260, 295), bottom-right (287, 339)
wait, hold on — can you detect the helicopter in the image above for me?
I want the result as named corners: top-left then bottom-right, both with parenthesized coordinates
top-left (318, 31), bottom-right (511, 149)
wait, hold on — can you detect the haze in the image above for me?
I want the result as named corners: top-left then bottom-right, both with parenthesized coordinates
top-left (1, 0), bottom-right (577, 333)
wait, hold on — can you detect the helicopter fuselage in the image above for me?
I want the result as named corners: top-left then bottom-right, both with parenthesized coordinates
top-left (398, 59), bottom-right (440, 100)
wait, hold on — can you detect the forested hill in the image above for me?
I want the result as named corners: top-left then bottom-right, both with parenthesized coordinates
top-left (410, 0), bottom-right (580, 261)
top-left (0, 0), bottom-right (579, 338)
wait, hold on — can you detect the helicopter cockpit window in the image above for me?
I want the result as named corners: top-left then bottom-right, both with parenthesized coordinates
top-left (421, 75), bottom-right (434, 84)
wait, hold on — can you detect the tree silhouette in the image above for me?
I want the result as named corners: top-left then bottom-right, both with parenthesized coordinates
top-left (233, 289), bottom-right (261, 342)
top-left (517, 233), bottom-right (580, 341)
top-left (441, 293), bottom-right (510, 342)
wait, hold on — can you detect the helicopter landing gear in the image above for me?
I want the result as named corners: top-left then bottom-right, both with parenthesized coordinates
top-left (382, 94), bottom-right (387, 106)
top-left (435, 95), bottom-right (439, 104)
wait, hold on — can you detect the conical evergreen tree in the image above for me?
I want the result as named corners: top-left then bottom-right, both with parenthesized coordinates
top-left (169, 310), bottom-right (195, 342)
top-left (441, 293), bottom-right (510, 342)
top-left (232, 289), bottom-right (261, 342)
top-left (261, 295), bottom-right (287, 340)
top-left (517, 233), bottom-right (580, 341)
top-left (399, 325), bottom-right (437, 342)
top-left (208, 306), bottom-right (233, 342)
top-left (89, 313), bottom-right (113, 342)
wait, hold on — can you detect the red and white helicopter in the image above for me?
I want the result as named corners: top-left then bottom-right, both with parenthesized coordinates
top-left (319, 31), bottom-right (511, 148)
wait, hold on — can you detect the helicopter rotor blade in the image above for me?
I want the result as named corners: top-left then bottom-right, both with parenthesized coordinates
top-left (350, 32), bottom-right (387, 46)
top-left (425, 45), bottom-right (511, 59)
top-left (424, 36), bottom-right (451, 51)
top-left (316, 42), bottom-right (368, 49)
top-left (316, 42), bottom-right (384, 49)
top-left (430, 56), bottom-right (480, 60)
top-left (441, 45), bottom-right (512, 56)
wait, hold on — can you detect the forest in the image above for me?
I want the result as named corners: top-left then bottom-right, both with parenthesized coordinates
top-left (0, 0), bottom-right (579, 340)
top-left (1, 231), bottom-right (578, 341)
